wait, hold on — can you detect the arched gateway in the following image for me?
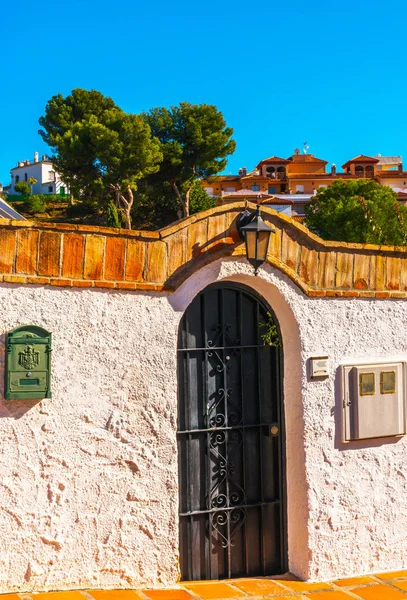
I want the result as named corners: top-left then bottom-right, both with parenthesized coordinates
top-left (177, 282), bottom-right (287, 581)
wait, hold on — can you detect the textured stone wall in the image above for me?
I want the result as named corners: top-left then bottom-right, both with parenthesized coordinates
top-left (2, 207), bottom-right (407, 592)
top-left (2, 202), bottom-right (407, 297)
top-left (0, 285), bottom-right (181, 592)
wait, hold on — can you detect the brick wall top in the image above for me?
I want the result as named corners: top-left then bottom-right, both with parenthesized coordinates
top-left (1, 201), bottom-right (407, 298)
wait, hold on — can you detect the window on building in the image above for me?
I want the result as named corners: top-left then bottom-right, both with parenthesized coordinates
top-left (15, 175), bottom-right (19, 183)
top-left (268, 186), bottom-right (277, 194)
top-left (205, 187), bottom-right (213, 196)
top-left (295, 185), bottom-right (304, 193)
top-left (48, 186), bottom-right (53, 193)
top-left (24, 173), bottom-right (28, 181)
top-left (251, 184), bottom-right (260, 192)
top-left (225, 186), bottom-right (235, 192)
top-left (319, 185), bottom-right (327, 190)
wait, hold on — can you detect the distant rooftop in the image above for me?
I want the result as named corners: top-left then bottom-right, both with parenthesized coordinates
top-left (376, 155), bottom-right (402, 165)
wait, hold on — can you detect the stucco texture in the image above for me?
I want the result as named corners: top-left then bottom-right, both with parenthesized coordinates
top-left (0, 285), bottom-right (181, 592)
top-left (1, 257), bottom-right (407, 591)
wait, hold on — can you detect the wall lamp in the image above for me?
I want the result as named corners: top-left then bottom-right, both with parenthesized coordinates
top-left (236, 205), bottom-right (275, 275)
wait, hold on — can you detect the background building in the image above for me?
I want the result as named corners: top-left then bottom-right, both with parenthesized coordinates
top-left (202, 150), bottom-right (407, 219)
top-left (8, 152), bottom-right (69, 195)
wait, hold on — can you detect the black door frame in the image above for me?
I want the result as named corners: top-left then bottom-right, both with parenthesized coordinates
top-left (177, 281), bottom-right (288, 580)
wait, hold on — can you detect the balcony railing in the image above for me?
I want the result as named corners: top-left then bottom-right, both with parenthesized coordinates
top-left (266, 172), bottom-right (286, 180)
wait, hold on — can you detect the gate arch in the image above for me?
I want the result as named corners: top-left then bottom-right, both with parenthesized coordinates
top-left (177, 281), bottom-right (287, 580)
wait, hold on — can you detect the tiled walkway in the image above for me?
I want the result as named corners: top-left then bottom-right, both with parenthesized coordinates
top-left (4, 572), bottom-right (407, 600)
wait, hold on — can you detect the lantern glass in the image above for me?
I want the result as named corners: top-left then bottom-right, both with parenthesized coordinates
top-left (257, 230), bottom-right (270, 261)
top-left (245, 230), bottom-right (257, 260)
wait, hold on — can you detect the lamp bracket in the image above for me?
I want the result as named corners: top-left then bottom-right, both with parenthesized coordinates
top-left (236, 209), bottom-right (256, 241)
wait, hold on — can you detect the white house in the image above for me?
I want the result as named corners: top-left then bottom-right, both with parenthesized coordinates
top-left (8, 152), bottom-right (69, 195)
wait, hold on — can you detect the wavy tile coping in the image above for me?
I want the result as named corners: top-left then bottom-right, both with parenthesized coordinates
top-left (1, 201), bottom-right (407, 298)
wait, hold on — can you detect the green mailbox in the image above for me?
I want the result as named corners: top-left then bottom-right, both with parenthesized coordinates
top-left (5, 326), bottom-right (52, 400)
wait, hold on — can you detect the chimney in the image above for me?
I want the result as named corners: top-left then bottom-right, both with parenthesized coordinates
top-left (34, 152), bottom-right (39, 163)
top-left (25, 159), bottom-right (29, 165)
top-left (239, 167), bottom-right (247, 177)
top-left (331, 163), bottom-right (337, 175)
top-left (399, 163), bottom-right (403, 173)
top-left (42, 155), bottom-right (47, 161)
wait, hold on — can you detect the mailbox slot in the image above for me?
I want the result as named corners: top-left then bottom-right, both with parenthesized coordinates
top-left (5, 326), bottom-right (52, 400)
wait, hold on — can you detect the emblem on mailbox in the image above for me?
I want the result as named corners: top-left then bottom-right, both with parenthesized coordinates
top-left (19, 345), bottom-right (40, 370)
top-left (5, 325), bottom-right (52, 400)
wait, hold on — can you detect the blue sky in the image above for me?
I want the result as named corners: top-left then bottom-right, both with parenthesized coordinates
top-left (1, 0), bottom-right (407, 186)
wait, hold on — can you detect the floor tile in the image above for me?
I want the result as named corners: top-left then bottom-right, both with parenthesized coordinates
top-left (184, 583), bottom-right (245, 599)
top-left (376, 572), bottom-right (407, 581)
top-left (352, 584), bottom-right (407, 599)
top-left (273, 597), bottom-right (306, 600)
top-left (33, 594), bottom-right (87, 600)
top-left (87, 591), bottom-right (143, 600)
top-left (226, 578), bottom-right (288, 595)
top-left (333, 577), bottom-right (377, 587)
top-left (144, 591), bottom-right (194, 600)
top-left (277, 580), bottom-right (333, 592)
top-left (305, 592), bottom-right (354, 599)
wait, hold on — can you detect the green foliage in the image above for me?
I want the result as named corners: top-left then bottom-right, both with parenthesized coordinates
top-left (39, 89), bottom-right (119, 199)
top-left (66, 199), bottom-right (99, 219)
top-left (143, 102), bottom-right (235, 217)
top-left (130, 185), bottom-right (181, 230)
top-left (24, 194), bottom-right (47, 214)
top-left (305, 180), bottom-right (407, 245)
top-left (39, 90), bottom-right (236, 228)
top-left (189, 181), bottom-right (217, 215)
top-left (44, 193), bottom-right (69, 203)
top-left (14, 181), bottom-right (31, 195)
top-left (106, 200), bottom-right (121, 228)
top-left (39, 88), bottom-right (162, 229)
top-left (260, 313), bottom-right (280, 347)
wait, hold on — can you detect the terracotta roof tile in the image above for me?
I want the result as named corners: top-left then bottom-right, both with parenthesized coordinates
top-left (288, 154), bottom-right (328, 164)
top-left (261, 198), bottom-right (293, 205)
top-left (222, 190), bottom-right (272, 199)
top-left (240, 174), bottom-right (269, 181)
top-left (377, 171), bottom-right (407, 178)
top-left (204, 175), bottom-right (240, 183)
top-left (288, 173), bottom-right (359, 180)
top-left (256, 156), bottom-right (291, 168)
top-left (342, 154), bottom-right (380, 169)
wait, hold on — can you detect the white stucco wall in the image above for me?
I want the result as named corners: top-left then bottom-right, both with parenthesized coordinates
top-left (2, 257), bottom-right (407, 590)
top-left (9, 163), bottom-right (69, 194)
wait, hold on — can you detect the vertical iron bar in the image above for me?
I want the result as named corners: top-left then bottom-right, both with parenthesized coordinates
top-left (185, 308), bottom-right (192, 580)
top-left (202, 292), bottom-right (211, 580)
top-left (239, 291), bottom-right (249, 576)
top-left (256, 302), bottom-right (266, 574)
top-left (276, 346), bottom-right (285, 571)
top-left (220, 288), bottom-right (232, 577)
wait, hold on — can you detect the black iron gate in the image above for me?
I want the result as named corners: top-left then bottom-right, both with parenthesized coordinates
top-left (177, 283), bottom-right (286, 581)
